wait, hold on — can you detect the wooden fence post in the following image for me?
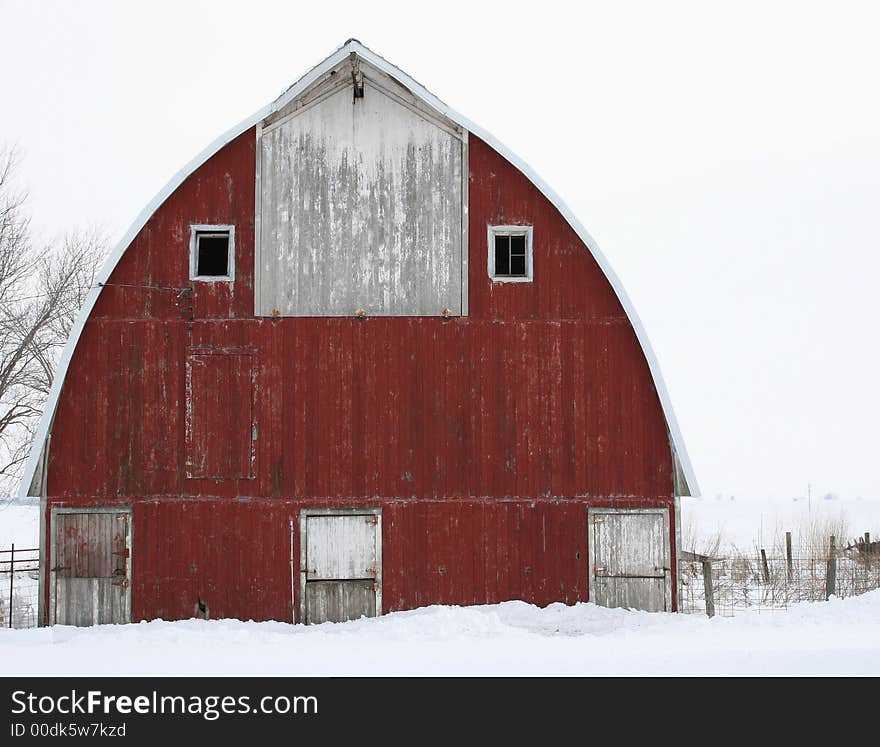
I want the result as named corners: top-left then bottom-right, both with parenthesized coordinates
top-left (786, 532), bottom-right (793, 580)
top-left (760, 548), bottom-right (770, 583)
top-left (825, 535), bottom-right (837, 600)
top-left (8, 543), bottom-right (13, 629)
top-left (702, 560), bottom-right (715, 618)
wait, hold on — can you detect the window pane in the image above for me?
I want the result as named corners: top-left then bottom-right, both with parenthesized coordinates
top-left (197, 234), bottom-right (230, 277)
top-left (510, 252), bottom-right (527, 276)
top-left (510, 234), bottom-right (526, 257)
top-left (494, 235), bottom-right (510, 275)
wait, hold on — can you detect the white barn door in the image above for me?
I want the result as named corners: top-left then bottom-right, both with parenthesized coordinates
top-left (299, 509), bottom-right (382, 624)
top-left (588, 508), bottom-right (672, 612)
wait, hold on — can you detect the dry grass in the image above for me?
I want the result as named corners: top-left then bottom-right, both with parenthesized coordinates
top-left (681, 513), bottom-right (726, 558)
top-left (686, 509), bottom-right (871, 560)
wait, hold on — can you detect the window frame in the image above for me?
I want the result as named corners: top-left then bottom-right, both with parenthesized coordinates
top-left (189, 224), bottom-right (236, 282)
top-left (487, 225), bottom-right (533, 283)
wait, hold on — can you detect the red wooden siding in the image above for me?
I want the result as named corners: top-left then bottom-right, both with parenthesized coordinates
top-left (43, 127), bottom-right (678, 622)
top-left (49, 317), bottom-right (670, 500)
top-left (185, 353), bottom-right (255, 479)
top-left (467, 135), bottom-right (626, 322)
top-left (46, 497), bottom-right (677, 621)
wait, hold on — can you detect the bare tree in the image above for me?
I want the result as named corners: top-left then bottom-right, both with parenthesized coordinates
top-left (0, 147), bottom-right (106, 495)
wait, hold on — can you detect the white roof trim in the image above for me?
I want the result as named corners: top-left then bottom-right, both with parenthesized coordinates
top-left (19, 40), bottom-right (699, 498)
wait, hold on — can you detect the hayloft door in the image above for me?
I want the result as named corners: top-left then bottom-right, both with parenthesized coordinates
top-left (588, 508), bottom-right (672, 612)
top-left (50, 509), bottom-right (132, 625)
top-left (299, 509), bottom-right (382, 624)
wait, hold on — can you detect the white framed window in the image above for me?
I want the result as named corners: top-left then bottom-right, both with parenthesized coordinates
top-left (189, 224), bottom-right (235, 281)
top-left (488, 225), bottom-right (533, 282)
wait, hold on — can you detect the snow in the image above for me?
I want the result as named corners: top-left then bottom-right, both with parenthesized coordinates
top-left (0, 502), bottom-right (39, 549)
top-left (2, 591), bottom-right (878, 676)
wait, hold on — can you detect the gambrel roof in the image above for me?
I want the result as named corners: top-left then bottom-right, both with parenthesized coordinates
top-left (20, 39), bottom-right (698, 498)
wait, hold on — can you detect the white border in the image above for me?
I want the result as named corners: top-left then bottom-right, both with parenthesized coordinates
top-left (488, 225), bottom-right (533, 283)
top-left (189, 224), bottom-right (235, 282)
top-left (19, 39), bottom-right (698, 498)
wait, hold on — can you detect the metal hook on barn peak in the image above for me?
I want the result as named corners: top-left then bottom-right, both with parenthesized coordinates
top-left (349, 52), bottom-right (364, 99)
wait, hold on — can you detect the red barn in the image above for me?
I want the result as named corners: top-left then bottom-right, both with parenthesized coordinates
top-left (21, 40), bottom-right (698, 626)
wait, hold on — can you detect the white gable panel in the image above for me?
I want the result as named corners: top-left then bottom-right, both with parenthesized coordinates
top-left (257, 78), bottom-right (464, 317)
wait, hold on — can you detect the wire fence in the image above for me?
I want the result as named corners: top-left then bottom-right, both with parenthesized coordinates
top-left (679, 549), bottom-right (880, 616)
top-left (0, 545), bottom-right (40, 629)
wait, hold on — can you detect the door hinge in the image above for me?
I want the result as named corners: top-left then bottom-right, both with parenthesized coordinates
top-left (593, 566), bottom-right (607, 576)
top-left (112, 579), bottom-right (129, 588)
top-left (365, 516), bottom-right (379, 525)
top-left (365, 566), bottom-right (379, 575)
top-left (591, 516), bottom-right (604, 524)
top-left (372, 581), bottom-right (379, 591)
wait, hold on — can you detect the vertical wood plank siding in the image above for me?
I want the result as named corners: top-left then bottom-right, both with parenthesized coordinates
top-left (258, 83), bottom-right (464, 317)
top-left (44, 129), bottom-right (677, 622)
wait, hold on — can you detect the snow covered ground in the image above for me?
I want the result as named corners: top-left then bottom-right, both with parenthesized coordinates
top-left (1, 591), bottom-right (878, 676)
top-left (2, 499), bottom-right (878, 675)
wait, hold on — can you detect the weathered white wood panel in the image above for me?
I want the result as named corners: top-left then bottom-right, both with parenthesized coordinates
top-left (51, 510), bottom-right (131, 626)
top-left (594, 512), bottom-right (667, 577)
top-left (305, 514), bottom-right (377, 580)
top-left (589, 508), bottom-right (671, 612)
top-left (258, 72), bottom-right (464, 316)
top-left (55, 577), bottom-right (130, 626)
top-left (590, 577), bottom-right (668, 613)
top-left (304, 580), bottom-right (376, 623)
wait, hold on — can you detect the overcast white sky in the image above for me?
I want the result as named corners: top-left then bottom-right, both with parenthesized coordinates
top-left (1, 0), bottom-right (879, 503)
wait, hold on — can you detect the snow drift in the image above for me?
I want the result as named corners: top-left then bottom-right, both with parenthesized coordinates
top-left (2, 591), bottom-right (878, 676)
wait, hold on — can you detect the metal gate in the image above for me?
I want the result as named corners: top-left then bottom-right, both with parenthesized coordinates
top-left (298, 508), bottom-right (382, 624)
top-left (50, 508), bottom-right (132, 626)
top-left (588, 508), bottom-right (672, 612)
